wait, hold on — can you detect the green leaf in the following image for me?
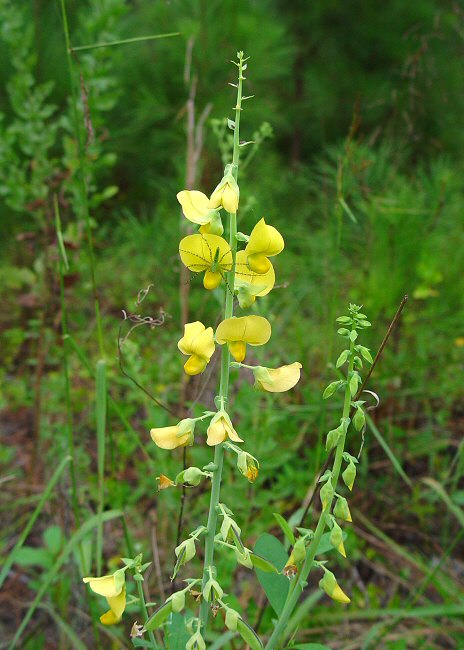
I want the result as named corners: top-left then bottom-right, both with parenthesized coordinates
top-left (323, 380), bottom-right (343, 399)
top-left (254, 533), bottom-right (289, 615)
top-left (273, 512), bottom-right (296, 545)
top-left (14, 547), bottom-right (53, 569)
top-left (335, 350), bottom-right (350, 368)
top-left (314, 532), bottom-right (336, 556)
top-left (167, 612), bottom-right (190, 650)
top-left (43, 526), bottom-right (63, 555)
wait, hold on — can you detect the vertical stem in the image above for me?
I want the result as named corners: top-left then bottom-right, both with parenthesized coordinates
top-left (59, 0), bottom-right (105, 357)
top-left (199, 52), bottom-right (246, 629)
top-left (136, 580), bottom-right (160, 649)
top-left (265, 334), bottom-right (356, 650)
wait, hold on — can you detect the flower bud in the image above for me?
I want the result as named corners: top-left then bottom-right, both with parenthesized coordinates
top-left (293, 538), bottom-right (306, 564)
top-left (237, 451), bottom-right (259, 483)
top-left (175, 537), bottom-right (196, 564)
top-left (320, 480), bottom-right (334, 511)
top-left (168, 590), bottom-right (186, 613)
top-left (225, 607), bottom-right (240, 632)
top-left (329, 522), bottom-right (346, 558)
top-left (333, 496), bottom-right (352, 522)
top-left (176, 466), bottom-right (205, 486)
top-left (319, 570), bottom-right (351, 604)
top-left (342, 462), bottom-right (357, 491)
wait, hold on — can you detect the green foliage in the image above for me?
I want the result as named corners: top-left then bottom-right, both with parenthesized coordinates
top-left (1, 1), bottom-right (464, 649)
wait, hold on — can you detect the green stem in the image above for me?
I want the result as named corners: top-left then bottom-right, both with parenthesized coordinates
top-left (59, 0), bottom-right (105, 357)
top-left (265, 335), bottom-right (356, 650)
top-left (199, 51), bottom-right (246, 630)
top-left (136, 580), bottom-right (159, 649)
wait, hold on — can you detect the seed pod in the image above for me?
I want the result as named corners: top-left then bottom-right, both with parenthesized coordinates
top-left (144, 600), bottom-right (173, 631)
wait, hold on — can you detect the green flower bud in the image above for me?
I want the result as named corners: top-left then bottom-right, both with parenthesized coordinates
top-left (342, 462), bottom-right (357, 491)
top-left (353, 407), bottom-right (365, 431)
top-left (334, 496), bottom-right (352, 522)
top-left (168, 590), bottom-right (186, 613)
top-left (329, 522), bottom-right (346, 557)
top-left (292, 538), bottom-right (306, 564)
top-left (225, 607), bottom-right (240, 632)
top-left (176, 466), bottom-right (205, 486)
top-left (319, 570), bottom-right (351, 604)
top-left (320, 480), bottom-right (334, 511)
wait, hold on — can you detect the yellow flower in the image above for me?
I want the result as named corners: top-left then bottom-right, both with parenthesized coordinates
top-left (253, 362), bottom-right (302, 392)
top-left (176, 190), bottom-right (223, 236)
top-left (178, 321), bottom-right (215, 375)
top-left (179, 233), bottom-right (232, 290)
top-left (215, 315), bottom-right (271, 362)
top-left (207, 411), bottom-right (243, 446)
top-left (319, 570), bottom-right (351, 604)
top-left (209, 167), bottom-right (239, 213)
top-left (234, 249), bottom-right (275, 308)
top-left (237, 451), bottom-right (259, 482)
top-left (150, 418), bottom-right (195, 450)
top-left (83, 568), bottom-right (127, 625)
top-left (244, 218), bottom-right (284, 274)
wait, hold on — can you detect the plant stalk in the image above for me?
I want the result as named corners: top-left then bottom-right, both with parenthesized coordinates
top-left (265, 335), bottom-right (356, 649)
top-left (199, 52), bottom-right (246, 629)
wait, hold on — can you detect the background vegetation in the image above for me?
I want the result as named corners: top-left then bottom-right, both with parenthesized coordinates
top-left (1, 1), bottom-right (463, 648)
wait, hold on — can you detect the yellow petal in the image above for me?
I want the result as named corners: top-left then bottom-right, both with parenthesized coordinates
top-left (100, 587), bottom-right (126, 625)
top-left (83, 575), bottom-right (120, 598)
top-left (179, 233), bottom-right (232, 274)
top-left (215, 315), bottom-right (271, 346)
top-left (256, 362), bottom-right (302, 392)
top-left (207, 416), bottom-right (243, 446)
top-left (235, 250), bottom-right (275, 296)
top-left (178, 321), bottom-right (206, 354)
top-left (150, 425), bottom-right (192, 450)
top-left (331, 584), bottom-right (351, 604)
top-left (178, 322), bottom-right (215, 362)
top-left (228, 341), bottom-right (247, 362)
top-left (247, 253), bottom-right (271, 275)
top-left (222, 184), bottom-right (239, 213)
top-left (207, 419), bottom-right (227, 446)
top-left (184, 354), bottom-right (207, 375)
top-left (203, 270), bottom-right (223, 290)
top-left (157, 474), bottom-right (176, 490)
top-left (246, 218), bottom-right (284, 258)
top-left (177, 190), bottom-right (210, 224)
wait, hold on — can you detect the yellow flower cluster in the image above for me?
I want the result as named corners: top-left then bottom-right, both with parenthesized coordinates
top-left (150, 172), bottom-right (303, 450)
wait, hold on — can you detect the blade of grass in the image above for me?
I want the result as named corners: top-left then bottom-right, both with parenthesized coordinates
top-left (365, 413), bottom-right (413, 488)
top-left (0, 455), bottom-right (71, 590)
top-left (354, 509), bottom-right (459, 599)
top-left (96, 360), bottom-right (107, 576)
top-left (422, 478), bottom-right (464, 528)
top-left (9, 509), bottom-right (123, 649)
top-left (66, 333), bottom-right (152, 460)
top-left (70, 32), bottom-right (180, 52)
top-left (37, 604), bottom-right (87, 650)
